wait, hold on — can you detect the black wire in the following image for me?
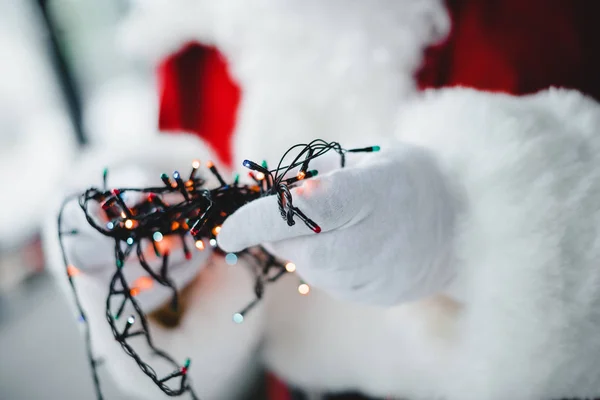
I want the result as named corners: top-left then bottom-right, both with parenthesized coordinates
top-left (57, 141), bottom-right (377, 399)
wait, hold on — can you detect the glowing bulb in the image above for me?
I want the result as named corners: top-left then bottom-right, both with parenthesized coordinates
top-left (206, 161), bottom-right (214, 168)
top-left (225, 253), bottom-right (238, 265)
top-left (130, 287), bottom-right (140, 296)
top-left (195, 240), bottom-right (205, 250)
top-left (192, 160), bottom-right (201, 169)
top-left (120, 211), bottom-right (127, 219)
top-left (125, 219), bottom-right (134, 229)
top-left (212, 225), bottom-right (222, 235)
top-left (106, 222), bottom-right (114, 230)
top-left (126, 237), bottom-right (134, 245)
top-left (255, 172), bottom-right (265, 180)
top-left (297, 171), bottom-right (306, 180)
top-left (127, 316), bottom-right (135, 325)
top-left (67, 264), bottom-right (80, 277)
top-left (285, 262), bottom-right (296, 273)
top-left (209, 239), bottom-right (217, 247)
top-left (298, 283), bottom-right (310, 295)
top-left (132, 276), bottom-right (153, 291)
top-left (153, 231), bottom-right (163, 242)
top-left (173, 171), bottom-right (180, 179)
top-left (233, 313), bottom-right (244, 324)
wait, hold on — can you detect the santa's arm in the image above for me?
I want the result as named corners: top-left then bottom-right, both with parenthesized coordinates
top-left (219, 87), bottom-right (600, 399)
top-left (395, 87), bottom-right (600, 399)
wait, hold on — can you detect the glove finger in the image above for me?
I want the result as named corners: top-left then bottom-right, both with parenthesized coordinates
top-left (218, 169), bottom-right (366, 252)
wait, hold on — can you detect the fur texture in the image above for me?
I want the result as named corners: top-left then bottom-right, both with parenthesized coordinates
top-left (262, 88), bottom-right (600, 399)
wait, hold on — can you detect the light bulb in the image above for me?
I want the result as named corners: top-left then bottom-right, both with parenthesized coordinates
top-left (255, 172), bottom-right (265, 180)
top-left (298, 283), bottom-right (310, 295)
top-left (233, 313), bottom-right (244, 324)
top-left (153, 231), bottom-right (163, 242)
top-left (67, 265), bottom-right (80, 277)
top-left (125, 219), bottom-right (134, 229)
top-left (192, 160), bottom-right (201, 169)
top-left (195, 240), bottom-right (205, 250)
top-left (285, 262), bottom-right (296, 273)
top-left (132, 276), bottom-right (153, 291)
top-left (225, 253), bottom-right (238, 265)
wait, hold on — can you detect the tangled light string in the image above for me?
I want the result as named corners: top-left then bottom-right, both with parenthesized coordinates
top-left (57, 139), bottom-right (380, 399)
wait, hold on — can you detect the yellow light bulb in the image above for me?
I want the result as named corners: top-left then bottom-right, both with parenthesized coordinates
top-left (192, 159), bottom-right (201, 169)
top-left (297, 171), bottom-right (306, 180)
top-left (125, 219), bottom-right (134, 229)
top-left (285, 262), bottom-right (296, 273)
top-left (298, 283), bottom-right (310, 295)
top-left (212, 225), bottom-right (222, 235)
top-left (255, 172), bottom-right (265, 180)
top-left (195, 240), bottom-right (205, 250)
top-left (120, 211), bottom-right (127, 219)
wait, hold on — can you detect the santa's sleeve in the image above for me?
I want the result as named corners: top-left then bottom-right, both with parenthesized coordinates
top-left (397, 87), bottom-right (600, 399)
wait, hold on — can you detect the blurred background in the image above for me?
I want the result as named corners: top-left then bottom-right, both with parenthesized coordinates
top-left (0, 1), bottom-right (157, 398)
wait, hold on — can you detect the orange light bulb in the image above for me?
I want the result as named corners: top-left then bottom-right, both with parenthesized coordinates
top-left (195, 240), bottom-right (205, 250)
top-left (212, 225), bottom-right (222, 235)
top-left (132, 276), bottom-right (154, 291)
top-left (67, 264), bottom-right (80, 277)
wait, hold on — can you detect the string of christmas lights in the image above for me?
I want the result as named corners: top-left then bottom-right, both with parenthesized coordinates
top-left (57, 139), bottom-right (380, 399)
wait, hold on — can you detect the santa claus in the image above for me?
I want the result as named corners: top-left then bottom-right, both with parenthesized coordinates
top-left (44, 1), bottom-right (600, 399)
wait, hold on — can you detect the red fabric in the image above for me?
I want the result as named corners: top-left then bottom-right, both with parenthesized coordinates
top-left (265, 373), bottom-right (292, 400)
top-left (417, 0), bottom-right (600, 100)
top-left (155, 3), bottom-right (600, 398)
top-left (158, 44), bottom-right (240, 166)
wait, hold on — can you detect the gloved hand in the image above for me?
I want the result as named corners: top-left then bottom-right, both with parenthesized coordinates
top-left (60, 165), bottom-right (212, 313)
top-left (219, 142), bottom-right (459, 306)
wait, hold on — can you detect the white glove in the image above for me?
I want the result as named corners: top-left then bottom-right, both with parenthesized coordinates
top-left (219, 143), bottom-right (459, 306)
top-left (60, 165), bottom-right (212, 313)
